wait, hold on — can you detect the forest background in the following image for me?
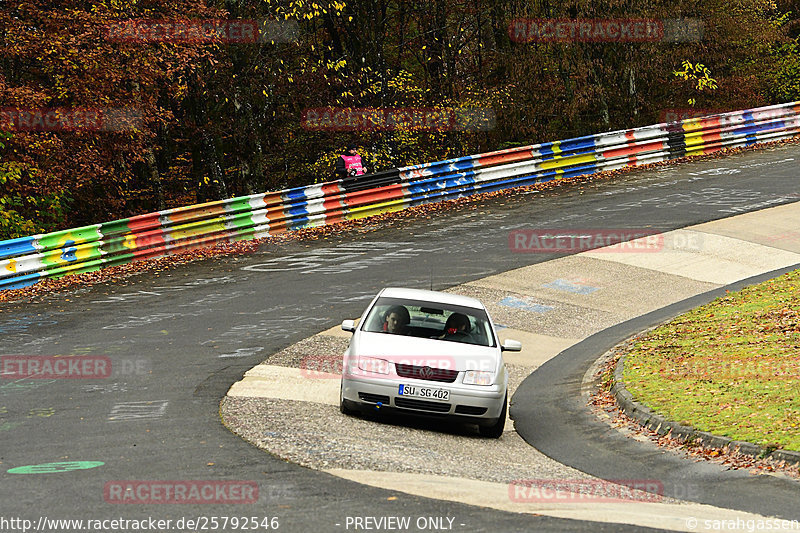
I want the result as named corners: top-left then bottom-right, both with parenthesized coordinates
top-left (1, 0), bottom-right (798, 239)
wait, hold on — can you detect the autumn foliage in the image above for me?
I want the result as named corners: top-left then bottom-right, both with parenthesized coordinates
top-left (1, 0), bottom-right (799, 238)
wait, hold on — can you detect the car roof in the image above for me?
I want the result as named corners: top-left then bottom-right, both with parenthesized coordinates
top-left (379, 287), bottom-right (485, 310)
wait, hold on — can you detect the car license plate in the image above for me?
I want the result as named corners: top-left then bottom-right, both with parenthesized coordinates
top-left (398, 384), bottom-right (450, 402)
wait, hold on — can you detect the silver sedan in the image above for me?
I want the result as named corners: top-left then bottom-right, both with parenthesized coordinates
top-left (339, 287), bottom-right (521, 438)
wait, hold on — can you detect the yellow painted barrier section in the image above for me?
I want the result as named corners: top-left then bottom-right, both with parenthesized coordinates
top-left (539, 153), bottom-right (598, 171)
top-left (346, 198), bottom-right (408, 221)
top-left (167, 217), bottom-right (228, 241)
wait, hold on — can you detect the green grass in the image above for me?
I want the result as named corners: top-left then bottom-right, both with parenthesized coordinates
top-left (622, 269), bottom-right (800, 451)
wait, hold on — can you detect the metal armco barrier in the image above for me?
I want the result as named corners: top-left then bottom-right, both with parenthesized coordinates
top-left (2, 101), bottom-right (799, 292)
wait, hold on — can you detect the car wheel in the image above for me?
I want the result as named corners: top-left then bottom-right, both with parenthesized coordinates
top-left (339, 382), bottom-right (355, 415)
top-left (478, 393), bottom-right (507, 438)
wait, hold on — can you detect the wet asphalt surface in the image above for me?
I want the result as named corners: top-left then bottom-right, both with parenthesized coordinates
top-left (0, 144), bottom-right (799, 532)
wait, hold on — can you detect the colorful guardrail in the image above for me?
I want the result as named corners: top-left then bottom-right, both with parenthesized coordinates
top-left (2, 101), bottom-right (799, 292)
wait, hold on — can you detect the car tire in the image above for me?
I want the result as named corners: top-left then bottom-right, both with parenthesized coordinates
top-left (478, 393), bottom-right (507, 438)
top-left (339, 382), bottom-right (356, 416)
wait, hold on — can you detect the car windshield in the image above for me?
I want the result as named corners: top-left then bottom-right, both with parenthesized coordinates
top-left (362, 296), bottom-right (496, 347)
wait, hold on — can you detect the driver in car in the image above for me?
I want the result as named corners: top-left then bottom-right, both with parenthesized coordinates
top-left (440, 312), bottom-right (472, 341)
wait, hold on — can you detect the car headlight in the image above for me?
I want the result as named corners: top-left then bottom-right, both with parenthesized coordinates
top-left (464, 370), bottom-right (493, 386)
top-left (358, 356), bottom-right (390, 375)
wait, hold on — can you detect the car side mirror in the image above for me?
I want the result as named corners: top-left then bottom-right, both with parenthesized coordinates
top-left (341, 319), bottom-right (356, 333)
top-left (501, 339), bottom-right (522, 352)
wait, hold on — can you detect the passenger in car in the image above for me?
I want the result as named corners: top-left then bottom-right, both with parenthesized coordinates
top-left (383, 306), bottom-right (410, 335)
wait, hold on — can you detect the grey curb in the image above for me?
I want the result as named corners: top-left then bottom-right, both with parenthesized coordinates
top-left (612, 351), bottom-right (800, 466)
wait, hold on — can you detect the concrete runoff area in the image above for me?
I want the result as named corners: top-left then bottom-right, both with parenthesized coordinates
top-left (223, 201), bottom-right (800, 532)
top-left (581, 229), bottom-right (800, 284)
top-left (228, 364), bottom-right (340, 405)
top-left (690, 204), bottom-right (800, 254)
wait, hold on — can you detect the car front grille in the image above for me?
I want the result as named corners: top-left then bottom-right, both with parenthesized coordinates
top-left (359, 393), bottom-right (391, 404)
top-left (395, 363), bottom-right (458, 383)
top-left (454, 405), bottom-right (488, 416)
top-left (394, 398), bottom-right (452, 413)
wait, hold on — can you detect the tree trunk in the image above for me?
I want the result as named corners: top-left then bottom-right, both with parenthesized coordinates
top-left (144, 148), bottom-right (165, 210)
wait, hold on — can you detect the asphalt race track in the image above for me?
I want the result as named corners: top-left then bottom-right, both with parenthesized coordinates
top-left (1, 143), bottom-right (799, 533)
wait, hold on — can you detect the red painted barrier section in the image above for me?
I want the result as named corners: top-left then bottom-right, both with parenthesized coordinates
top-left (603, 140), bottom-right (666, 159)
top-left (343, 184), bottom-right (405, 208)
top-left (321, 183), bottom-right (346, 224)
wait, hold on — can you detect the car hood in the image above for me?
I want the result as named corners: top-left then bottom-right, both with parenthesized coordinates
top-left (349, 331), bottom-right (501, 372)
